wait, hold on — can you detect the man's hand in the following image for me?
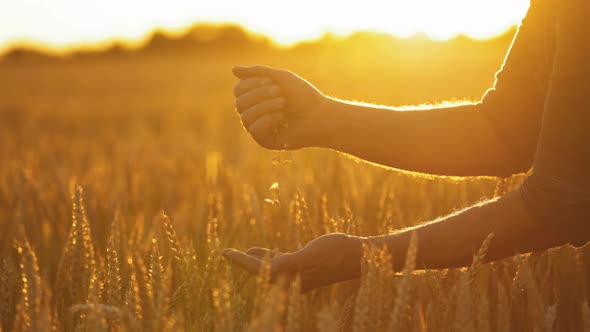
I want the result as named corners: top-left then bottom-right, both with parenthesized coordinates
top-left (232, 65), bottom-right (329, 150)
top-left (222, 233), bottom-right (364, 292)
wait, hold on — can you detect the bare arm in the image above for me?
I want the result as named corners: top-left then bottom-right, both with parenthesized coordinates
top-left (325, 0), bottom-right (552, 177)
top-left (367, 190), bottom-right (565, 272)
top-left (315, 100), bottom-right (516, 177)
top-left (223, 190), bottom-right (567, 292)
top-left (232, 0), bottom-right (550, 177)
top-left (223, 0), bottom-right (590, 292)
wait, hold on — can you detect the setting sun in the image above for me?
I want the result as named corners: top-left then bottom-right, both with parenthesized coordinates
top-left (2, 0), bottom-right (529, 52)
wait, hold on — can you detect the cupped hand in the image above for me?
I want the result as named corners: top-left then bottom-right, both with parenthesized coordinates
top-left (222, 233), bottom-right (364, 292)
top-left (232, 65), bottom-right (329, 150)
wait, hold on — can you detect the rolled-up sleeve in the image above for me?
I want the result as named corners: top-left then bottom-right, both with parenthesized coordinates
top-left (520, 2), bottom-right (590, 247)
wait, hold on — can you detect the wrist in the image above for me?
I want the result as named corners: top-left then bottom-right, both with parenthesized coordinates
top-left (364, 233), bottom-right (407, 272)
top-left (308, 96), bottom-right (342, 148)
top-left (342, 234), bottom-right (365, 280)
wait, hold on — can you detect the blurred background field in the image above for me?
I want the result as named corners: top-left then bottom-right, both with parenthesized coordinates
top-left (0, 26), bottom-right (589, 331)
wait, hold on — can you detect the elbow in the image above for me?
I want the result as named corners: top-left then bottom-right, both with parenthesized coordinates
top-left (520, 172), bottom-right (590, 247)
top-left (495, 127), bottom-right (538, 176)
top-left (509, 154), bottom-right (535, 175)
top-left (484, 142), bottom-right (534, 178)
top-left (475, 98), bottom-right (538, 177)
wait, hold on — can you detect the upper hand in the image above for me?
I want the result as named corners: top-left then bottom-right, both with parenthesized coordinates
top-left (232, 65), bottom-right (328, 150)
top-left (222, 233), bottom-right (364, 292)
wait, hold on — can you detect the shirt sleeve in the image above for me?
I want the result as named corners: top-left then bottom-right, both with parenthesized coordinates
top-left (477, 0), bottom-right (555, 174)
top-left (520, 1), bottom-right (590, 247)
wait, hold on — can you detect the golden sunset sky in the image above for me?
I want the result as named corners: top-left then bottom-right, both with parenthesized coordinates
top-left (1, 0), bottom-right (529, 52)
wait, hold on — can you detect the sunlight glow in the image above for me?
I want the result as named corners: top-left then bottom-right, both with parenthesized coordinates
top-left (0, 0), bottom-right (529, 52)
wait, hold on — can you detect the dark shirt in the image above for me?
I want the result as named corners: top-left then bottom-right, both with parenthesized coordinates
top-left (478, 0), bottom-right (590, 246)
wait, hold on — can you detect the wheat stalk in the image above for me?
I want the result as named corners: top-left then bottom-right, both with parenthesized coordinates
top-left (374, 246), bottom-right (394, 330)
top-left (246, 284), bottom-right (286, 332)
top-left (125, 256), bottom-right (142, 325)
top-left (212, 276), bottom-right (234, 332)
top-left (0, 256), bottom-right (18, 332)
top-left (133, 253), bottom-right (156, 330)
top-left (455, 271), bottom-right (475, 332)
top-left (161, 211), bottom-right (185, 267)
top-left (544, 304), bottom-right (557, 332)
top-left (352, 242), bottom-right (371, 332)
top-left (285, 276), bottom-right (302, 332)
top-left (582, 302), bottom-right (590, 332)
top-left (316, 303), bottom-right (339, 332)
top-left (105, 213), bottom-right (123, 307)
top-left (496, 280), bottom-right (510, 332)
top-left (387, 231), bottom-right (417, 332)
top-left (148, 238), bottom-right (164, 311)
top-left (469, 232), bottom-right (494, 332)
top-left (69, 303), bottom-right (134, 330)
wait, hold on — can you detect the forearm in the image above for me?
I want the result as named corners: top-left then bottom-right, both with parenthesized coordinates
top-left (365, 189), bottom-right (566, 271)
top-left (314, 97), bottom-right (517, 177)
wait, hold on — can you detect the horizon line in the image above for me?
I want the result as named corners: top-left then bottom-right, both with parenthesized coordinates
top-left (0, 21), bottom-right (519, 58)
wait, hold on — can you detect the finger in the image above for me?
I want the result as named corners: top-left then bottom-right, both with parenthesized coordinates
top-left (246, 247), bottom-right (280, 258)
top-left (234, 77), bottom-right (273, 97)
top-left (235, 85), bottom-right (281, 113)
top-left (241, 97), bottom-right (286, 129)
top-left (249, 112), bottom-right (287, 149)
top-left (222, 248), bottom-right (262, 274)
top-left (233, 65), bottom-right (289, 81)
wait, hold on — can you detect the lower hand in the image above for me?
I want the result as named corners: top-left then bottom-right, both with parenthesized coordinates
top-left (222, 233), bottom-right (364, 292)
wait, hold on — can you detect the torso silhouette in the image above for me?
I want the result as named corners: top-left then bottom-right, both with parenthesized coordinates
top-left (477, 0), bottom-right (589, 245)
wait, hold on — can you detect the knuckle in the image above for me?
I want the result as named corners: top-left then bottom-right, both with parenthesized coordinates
top-left (268, 85), bottom-right (280, 97)
top-left (282, 70), bottom-right (295, 78)
top-left (236, 96), bottom-right (248, 111)
top-left (241, 114), bottom-right (252, 128)
top-left (275, 97), bottom-right (286, 108)
top-left (253, 65), bottom-right (267, 73)
top-left (327, 233), bottom-right (349, 242)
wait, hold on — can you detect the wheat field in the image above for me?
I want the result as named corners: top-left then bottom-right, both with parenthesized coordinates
top-left (0, 28), bottom-right (589, 331)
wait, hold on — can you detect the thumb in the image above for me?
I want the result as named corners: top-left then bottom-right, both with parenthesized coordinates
top-left (233, 65), bottom-right (286, 81)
